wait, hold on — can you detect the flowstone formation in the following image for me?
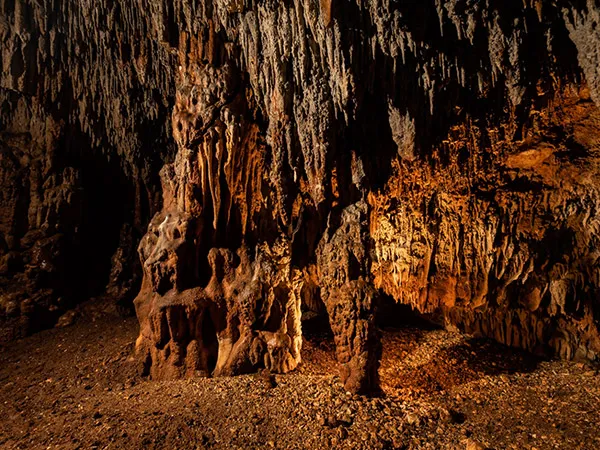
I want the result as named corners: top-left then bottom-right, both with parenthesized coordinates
top-left (2, 1), bottom-right (600, 393)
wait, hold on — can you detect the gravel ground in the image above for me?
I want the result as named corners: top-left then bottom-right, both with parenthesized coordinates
top-left (0, 300), bottom-right (598, 449)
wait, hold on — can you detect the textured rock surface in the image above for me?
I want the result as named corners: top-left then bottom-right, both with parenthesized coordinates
top-left (0, 0), bottom-right (177, 339)
top-left (2, 0), bottom-right (600, 392)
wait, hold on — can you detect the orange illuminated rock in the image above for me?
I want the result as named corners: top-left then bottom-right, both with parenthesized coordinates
top-left (1, 0), bottom-right (600, 393)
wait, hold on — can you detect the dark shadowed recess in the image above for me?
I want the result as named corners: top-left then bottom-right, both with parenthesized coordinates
top-left (376, 293), bottom-right (443, 331)
top-left (60, 129), bottom-right (135, 300)
top-left (59, 120), bottom-right (172, 311)
top-left (301, 292), bottom-right (442, 344)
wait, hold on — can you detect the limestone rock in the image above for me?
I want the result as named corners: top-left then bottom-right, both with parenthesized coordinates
top-left (1, 1), bottom-right (600, 393)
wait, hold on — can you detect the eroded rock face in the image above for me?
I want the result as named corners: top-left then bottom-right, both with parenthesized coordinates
top-left (370, 94), bottom-right (600, 362)
top-left (2, 1), bottom-right (600, 392)
top-left (132, 0), bottom-right (600, 392)
top-left (0, 0), bottom-right (176, 339)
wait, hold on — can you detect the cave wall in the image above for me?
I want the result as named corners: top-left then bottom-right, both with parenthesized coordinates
top-left (1, 0), bottom-right (600, 392)
top-left (0, 0), bottom-right (178, 340)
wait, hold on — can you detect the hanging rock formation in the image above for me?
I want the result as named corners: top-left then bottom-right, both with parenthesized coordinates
top-left (0, 0), bottom-right (177, 340)
top-left (2, 0), bottom-right (600, 393)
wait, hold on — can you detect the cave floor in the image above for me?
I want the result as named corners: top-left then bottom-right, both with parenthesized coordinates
top-left (0, 301), bottom-right (599, 450)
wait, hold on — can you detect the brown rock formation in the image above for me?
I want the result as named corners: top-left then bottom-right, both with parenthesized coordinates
top-left (0, 0), bottom-right (176, 339)
top-left (370, 92), bottom-right (600, 362)
top-left (2, 0), bottom-right (600, 392)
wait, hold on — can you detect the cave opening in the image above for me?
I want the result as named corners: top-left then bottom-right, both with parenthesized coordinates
top-left (201, 310), bottom-right (219, 375)
top-left (376, 293), bottom-right (442, 331)
top-left (299, 279), bottom-right (333, 342)
top-left (59, 124), bottom-right (141, 310)
top-left (301, 309), bottom-right (334, 342)
top-left (78, 157), bottom-right (132, 296)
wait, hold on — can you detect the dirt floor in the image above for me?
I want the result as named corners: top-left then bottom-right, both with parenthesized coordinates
top-left (0, 300), bottom-right (599, 450)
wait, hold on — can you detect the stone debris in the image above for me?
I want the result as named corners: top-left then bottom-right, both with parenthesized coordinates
top-left (0, 307), bottom-right (598, 449)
